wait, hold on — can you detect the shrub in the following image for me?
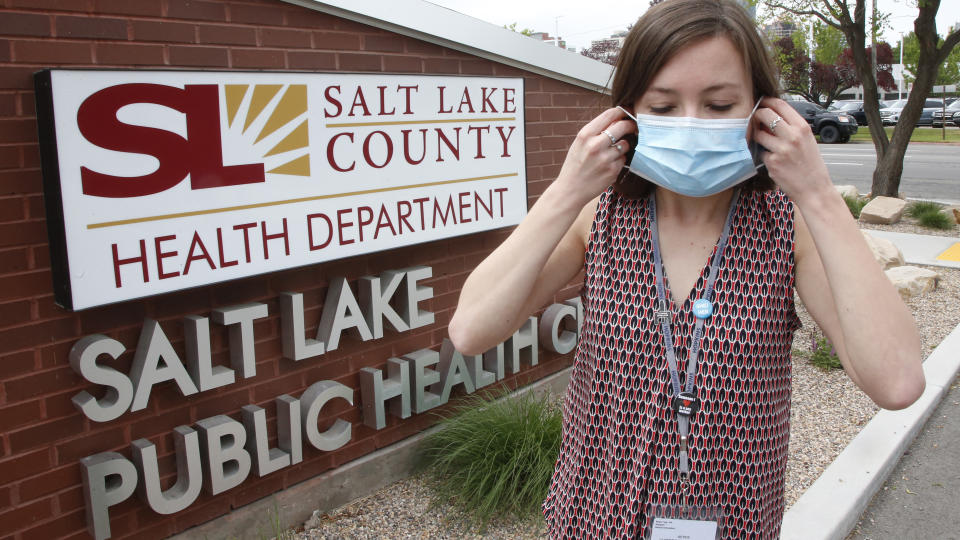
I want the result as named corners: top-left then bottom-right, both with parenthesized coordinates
top-left (416, 386), bottom-right (562, 531)
top-left (843, 195), bottom-right (867, 218)
top-left (809, 335), bottom-right (842, 371)
top-left (917, 210), bottom-right (954, 230)
top-left (906, 200), bottom-right (954, 230)
top-left (906, 200), bottom-right (942, 218)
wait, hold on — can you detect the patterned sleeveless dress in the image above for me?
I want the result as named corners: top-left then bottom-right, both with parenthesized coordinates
top-left (542, 187), bottom-right (802, 539)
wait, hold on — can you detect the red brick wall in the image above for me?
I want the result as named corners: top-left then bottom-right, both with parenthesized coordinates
top-left (0, 1), bottom-right (603, 538)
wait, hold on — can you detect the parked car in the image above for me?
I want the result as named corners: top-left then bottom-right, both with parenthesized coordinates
top-left (786, 100), bottom-right (858, 143)
top-left (932, 100), bottom-right (960, 127)
top-left (879, 98), bottom-right (944, 125)
top-left (954, 111), bottom-right (960, 127)
top-left (828, 100), bottom-right (868, 125)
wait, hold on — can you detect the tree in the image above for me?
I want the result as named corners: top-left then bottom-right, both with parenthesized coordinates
top-left (900, 31), bottom-right (960, 91)
top-left (811, 20), bottom-right (846, 64)
top-left (838, 42), bottom-right (897, 93)
top-left (503, 22), bottom-right (533, 36)
top-left (581, 39), bottom-right (621, 65)
top-left (763, 0), bottom-right (960, 197)
top-left (772, 35), bottom-right (894, 108)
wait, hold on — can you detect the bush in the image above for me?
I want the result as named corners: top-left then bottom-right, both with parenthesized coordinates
top-left (907, 200), bottom-right (954, 230)
top-left (906, 200), bottom-right (942, 218)
top-left (416, 386), bottom-right (562, 531)
top-left (809, 335), bottom-right (842, 371)
top-left (917, 210), bottom-right (954, 230)
top-left (843, 195), bottom-right (867, 218)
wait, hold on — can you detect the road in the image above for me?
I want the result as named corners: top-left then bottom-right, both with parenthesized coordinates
top-left (846, 375), bottom-right (960, 540)
top-left (819, 137), bottom-right (960, 204)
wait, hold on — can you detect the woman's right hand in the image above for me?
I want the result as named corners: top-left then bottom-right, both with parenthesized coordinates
top-left (554, 107), bottom-right (636, 205)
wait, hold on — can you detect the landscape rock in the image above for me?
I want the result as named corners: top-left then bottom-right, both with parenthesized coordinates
top-left (884, 266), bottom-right (940, 299)
top-left (861, 231), bottom-right (905, 269)
top-left (303, 510), bottom-right (323, 530)
top-left (835, 185), bottom-right (859, 199)
top-left (860, 196), bottom-right (907, 224)
top-left (943, 205), bottom-right (960, 225)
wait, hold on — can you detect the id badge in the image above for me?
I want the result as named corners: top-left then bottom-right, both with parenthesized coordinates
top-left (644, 503), bottom-right (724, 540)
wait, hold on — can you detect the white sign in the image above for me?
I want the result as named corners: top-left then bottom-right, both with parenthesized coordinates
top-left (35, 70), bottom-right (526, 310)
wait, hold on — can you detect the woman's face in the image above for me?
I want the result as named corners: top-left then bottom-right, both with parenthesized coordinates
top-left (631, 36), bottom-right (754, 120)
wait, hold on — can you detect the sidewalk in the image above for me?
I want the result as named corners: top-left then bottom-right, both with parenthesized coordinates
top-left (865, 229), bottom-right (960, 269)
top-left (780, 230), bottom-right (960, 540)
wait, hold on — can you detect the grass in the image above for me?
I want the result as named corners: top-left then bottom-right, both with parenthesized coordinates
top-left (906, 200), bottom-right (943, 218)
top-left (917, 210), bottom-right (954, 229)
top-left (254, 504), bottom-right (297, 540)
top-left (849, 125), bottom-right (960, 143)
top-left (843, 194), bottom-right (868, 218)
top-left (809, 336), bottom-right (842, 371)
top-left (415, 386), bottom-right (562, 532)
top-left (907, 200), bottom-right (955, 230)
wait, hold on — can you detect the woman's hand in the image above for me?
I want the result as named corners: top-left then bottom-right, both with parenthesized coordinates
top-left (553, 107), bottom-right (636, 207)
top-left (751, 97), bottom-right (834, 205)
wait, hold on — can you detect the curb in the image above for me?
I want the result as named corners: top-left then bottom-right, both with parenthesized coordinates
top-left (780, 322), bottom-right (960, 540)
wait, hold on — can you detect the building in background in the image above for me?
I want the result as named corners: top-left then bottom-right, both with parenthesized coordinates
top-left (765, 20), bottom-right (797, 41)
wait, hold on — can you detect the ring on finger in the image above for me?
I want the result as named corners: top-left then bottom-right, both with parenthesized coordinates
top-left (601, 129), bottom-right (618, 146)
top-left (769, 115), bottom-right (783, 133)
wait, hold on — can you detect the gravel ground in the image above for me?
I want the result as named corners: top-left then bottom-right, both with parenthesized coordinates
top-left (859, 213), bottom-right (959, 238)
top-left (293, 221), bottom-right (960, 540)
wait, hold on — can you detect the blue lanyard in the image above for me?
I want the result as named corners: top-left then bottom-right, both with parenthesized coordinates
top-left (648, 189), bottom-right (740, 481)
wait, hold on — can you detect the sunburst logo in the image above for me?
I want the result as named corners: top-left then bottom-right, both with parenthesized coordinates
top-left (222, 84), bottom-right (310, 177)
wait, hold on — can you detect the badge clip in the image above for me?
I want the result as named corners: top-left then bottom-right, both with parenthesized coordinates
top-left (656, 299), bottom-right (671, 324)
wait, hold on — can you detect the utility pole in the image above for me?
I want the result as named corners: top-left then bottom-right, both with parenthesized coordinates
top-left (554, 16), bottom-right (562, 48)
top-left (808, 21), bottom-right (814, 98)
top-left (871, 0), bottom-right (877, 101)
top-left (898, 32), bottom-right (904, 100)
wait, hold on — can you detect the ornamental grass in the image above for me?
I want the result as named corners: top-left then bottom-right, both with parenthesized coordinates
top-left (416, 385), bottom-right (563, 532)
top-left (907, 200), bottom-right (954, 230)
top-left (843, 194), bottom-right (868, 219)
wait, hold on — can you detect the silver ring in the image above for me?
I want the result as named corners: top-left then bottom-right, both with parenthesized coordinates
top-left (769, 116), bottom-right (782, 133)
top-left (601, 129), bottom-right (617, 146)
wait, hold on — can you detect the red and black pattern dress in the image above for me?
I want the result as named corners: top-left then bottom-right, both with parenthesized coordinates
top-left (542, 187), bottom-right (802, 539)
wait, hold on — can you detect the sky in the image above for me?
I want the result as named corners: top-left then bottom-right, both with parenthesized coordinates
top-left (425, 0), bottom-right (960, 53)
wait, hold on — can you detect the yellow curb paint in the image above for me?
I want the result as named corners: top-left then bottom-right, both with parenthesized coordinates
top-left (935, 242), bottom-right (960, 262)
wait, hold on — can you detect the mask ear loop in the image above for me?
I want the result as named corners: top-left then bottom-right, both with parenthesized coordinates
top-left (747, 98), bottom-right (766, 170)
top-left (614, 106), bottom-right (640, 180)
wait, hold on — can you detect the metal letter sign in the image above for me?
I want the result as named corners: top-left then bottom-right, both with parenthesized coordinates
top-left (34, 70), bottom-right (527, 310)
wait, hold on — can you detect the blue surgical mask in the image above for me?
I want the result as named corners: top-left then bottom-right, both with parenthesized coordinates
top-left (618, 101), bottom-right (763, 197)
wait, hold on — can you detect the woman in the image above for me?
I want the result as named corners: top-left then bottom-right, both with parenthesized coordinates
top-left (448, 0), bottom-right (924, 537)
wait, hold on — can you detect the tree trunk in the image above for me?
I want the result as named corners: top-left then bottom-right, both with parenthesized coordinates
top-left (872, 142), bottom-right (906, 197)
top-left (836, 3), bottom-right (891, 172)
top-left (869, 2), bottom-right (943, 197)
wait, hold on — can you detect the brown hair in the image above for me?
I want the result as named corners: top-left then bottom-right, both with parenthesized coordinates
top-left (612, 0), bottom-right (781, 198)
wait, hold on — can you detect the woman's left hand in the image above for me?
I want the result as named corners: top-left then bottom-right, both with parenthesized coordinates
top-left (751, 97), bottom-right (834, 205)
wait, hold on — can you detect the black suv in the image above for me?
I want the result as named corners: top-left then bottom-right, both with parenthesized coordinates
top-left (829, 100), bottom-right (868, 125)
top-left (786, 100), bottom-right (858, 143)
